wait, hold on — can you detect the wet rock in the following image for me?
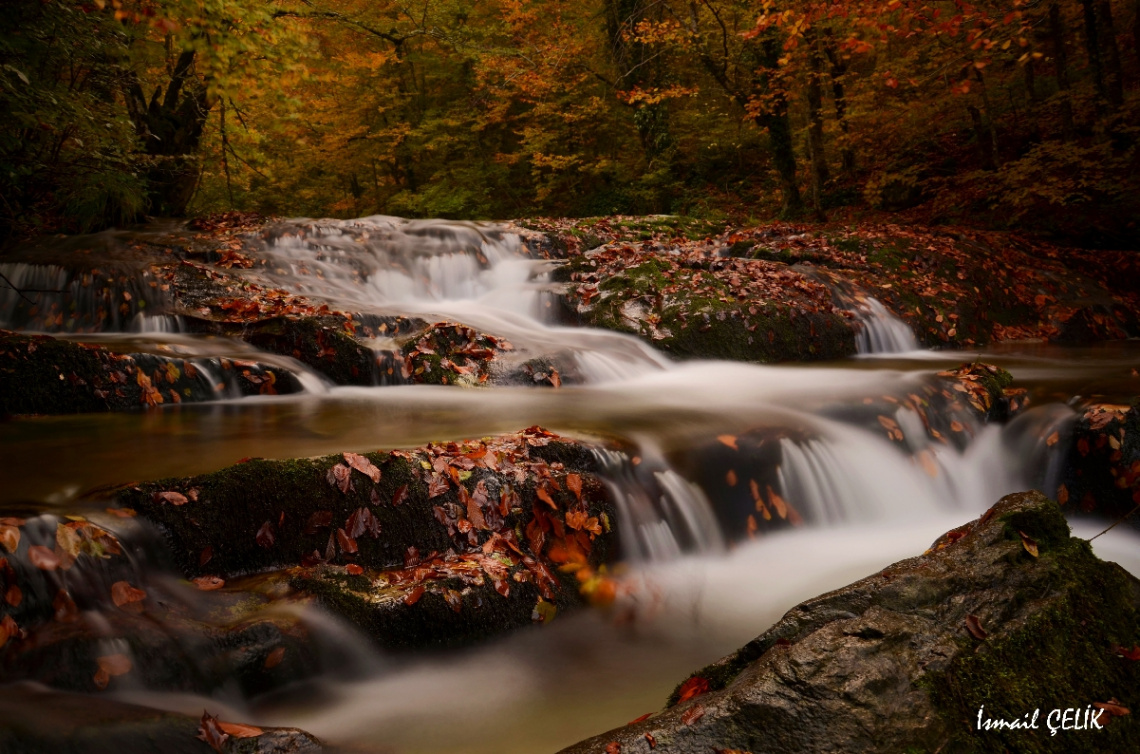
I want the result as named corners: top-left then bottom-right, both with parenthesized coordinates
top-left (1057, 402), bottom-right (1140, 521)
top-left (0, 330), bottom-right (301, 415)
top-left (559, 491), bottom-right (1140, 754)
top-left (555, 247), bottom-right (857, 363)
top-left (0, 683), bottom-right (335, 754)
top-left (108, 428), bottom-right (618, 648)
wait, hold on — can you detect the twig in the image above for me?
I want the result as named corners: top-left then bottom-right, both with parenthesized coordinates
top-left (0, 271), bottom-right (58, 303)
top-left (1088, 503), bottom-right (1140, 542)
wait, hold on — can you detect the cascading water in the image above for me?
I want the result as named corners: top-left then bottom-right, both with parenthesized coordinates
top-left (854, 296), bottom-right (920, 354)
top-left (2, 216), bottom-right (1136, 754)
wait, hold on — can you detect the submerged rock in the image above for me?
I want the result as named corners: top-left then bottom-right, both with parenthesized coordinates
top-left (0, 683), bottom-right (333, 753)
top-left (559, 491), bottom-right (1140, 753)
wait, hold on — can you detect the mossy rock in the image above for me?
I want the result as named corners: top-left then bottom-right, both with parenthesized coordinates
top-left (0, 330), bottom-right (301, 415)
top-left (559, 491), bottom-right (1140, 754)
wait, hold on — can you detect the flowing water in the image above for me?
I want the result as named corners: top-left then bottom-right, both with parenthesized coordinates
top-left (2, 217), bottom-right (1139, 752)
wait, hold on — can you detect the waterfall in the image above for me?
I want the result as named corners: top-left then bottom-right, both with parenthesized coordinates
top-left (854, 297), bottom-right (920, 354)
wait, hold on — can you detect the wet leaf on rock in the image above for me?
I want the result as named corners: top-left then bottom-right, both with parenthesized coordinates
top-left (5, 583), bottom-right (21, 607)
top-left (346, 564), bottom-right (364, 575)
top-left (1018, 530), bottom-right (1039, 558)
top-left (604, 743), bottom-right (622, 754)
top-left (393, 484), bottom-right (409, 506)
top-left (264, 646), bottom-right (285, 669)
top-left (677, 676), bottom-right (710, 703)
top-left (197, 711), bottom-right (230, 753)
top-left (111, 581), bottom-right (147, 610)
top-left (217, 720), bottom-right (264, 738)
top-left (1112, 645), bottom-right (1140, 661)
top-left (1093, 699), bottom-right (1130, 720)
top-left (327, 463), bottom-right (353, 494)
top-left (193, 576), bottom-right (225, 591)
top-left (93, 653), bottom-right (132, 689)
top-left (0, 615), bottom-right (19, 648)
top-left (0, 525), bottom-right (19, 553)
top-left (53, 589), bottom-right (78, 622)
top-left (681, 703), bottom-right (705, 726)
top-left (336, 528), bottom-right (358, 554)
top-left (965, 614), bottom-right (988, 640)
top-left (344, 452), bottom-right (381, 483)
top-left (27, 545), bottom-right (60, 571)
top-left (154, 491), bottom-right (188, 506)
top-left (404, 585), bottom-right (426, 605)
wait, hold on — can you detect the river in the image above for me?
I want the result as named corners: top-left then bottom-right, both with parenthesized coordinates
top-left (2, 216), bottom-right (1139, 752)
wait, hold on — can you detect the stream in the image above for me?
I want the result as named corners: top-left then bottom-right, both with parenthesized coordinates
top-left (2, 216), bottom-right (1139, 753)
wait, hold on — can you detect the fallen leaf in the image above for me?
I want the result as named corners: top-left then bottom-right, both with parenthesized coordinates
top-left (344, 452), bottom-right (382, 483)
top-left (536, 485), bottom-right (558, 510)
top-left (717, 434), bottom-right (738, 450)
top-left (1018, 530), bottom-right (1039, 558)
top-left (1057, 483), bottom-right (1069, 505)
top-left (217, 721), bottom-right (264, 738)
top-left (264, 646), bottom-right (285, 669)
top-left (5, 584), bottom-right (22, 607)
top-left (677, 676), bottom-right (710, 703)
top-left (327, 463), bottom-right (353, 494)
top-left (111, 580), bottom-right (147, 608)
top-left (199, 546), bottom-right (213, 567)
top-left (193, 576), bottom-right (225, 591)
top-left (566, 473), bottom-right (583, 500)
top-left (0, 615), bottom-right (17, 648)
top-left (393, 484), bottom-right (409, 505)
top-left (346, 564), bottom-right (364, 575)
top-left (337, 528), bottom-right (358, 554)
top-left (1045, 430), bottom-right (1060, 447)
top-left (27, 545), bottom-right (60, 571)
top-left (681, 703), bottom-right (705, 725)
top-left (0, 525), bottom-right (20, 553)
top-left (197, 711), bottom-right (230, 753)
top-left (94, 653), bottom-right (132, 689)
top-left (965, 614), bottom-right (988, 640)
top-left (604, 743), bottom-right (622, 754)
top-left (404, 585), bottom-right (426, 605)
top-left (154, 491), bottom-right (188, 506)
top-left (304, 510), bottom-right (333, 534)
top-left (1093, 699), bottom-right (1130, 718)
top-left (1113, 644), bottom-right (1140, 661)
top-left (53, 589), bottom-right (78, 622)
top-left (627, 713), bottom-right (652, 725)
top-left (645, 732), bottom-right (657, 749)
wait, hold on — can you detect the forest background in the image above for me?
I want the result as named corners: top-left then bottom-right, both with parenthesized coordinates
top-left (1, 0), bottom-right (1138, 249)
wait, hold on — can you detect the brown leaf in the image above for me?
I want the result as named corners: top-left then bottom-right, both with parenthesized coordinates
top-left (965, 614), bottom-right (988, 640)
top-left (717, 434), bottom-right (738, 450)
top-left (264, 646), bottom-right (286, 669)
top-left (681, 703), bottom-right (705, 726)
top-left (1018, 530), bottom-right (1039, 558)
top-left (1093, 700), bottom-right (1130, 718)
top-left (344, 452), bottom-right (382, 483)
top-left (1056, 483), bottom-right (1069, 505)
top-left (27, 545), bottom-right (60, 571)
top-left (404, 585), bottom-right (426, 605)
top-left (645, 733), bottom-right (657, 750)
top-left (5, 583), bottom-right (22, 607)
top-left (199, 546), bottom-right (213, 567)
top-left (217, 720), bottom-right (264, 739)
top-left (604, 743), bottom-right (622, 754)
top-left (536, 485), bottom-right (558, 510)
top-left (327, 463), bottom-right (353, 494)
top-left (0, 525), bottom-right (20, 553)
top-left (197, 711), bottom-right (230, 753)
top-left (1045, 430), bottom-right (1060, 447)
top-left (154, 491), bottom-right (188, 506)
top-left (393, 484), bottom-right (409, 505)
top-left (111, 581), bottom-right (147, 608)
top-left (346, 507), bottom-right (381, 539)
top-left (337, 528), bottom-right (358, 554)
top-left (256, 521), bottom-right (275, 548)
top-left (53, 589), bottom-right (78, 622)
top-left (627, 713), bottom-right (651, 725)
top-left (305, 510), bottom-right (333, 534)
top-left (565, 473), bottom-right (583, 500)
top-left (0, 615), bottom-right (18, 648)
top-left (193, 576), bottom-right (225, 591)
top-left (346, 564), bottom-right (364, 575)
top-left (94, 653), bottom-right (132, 689)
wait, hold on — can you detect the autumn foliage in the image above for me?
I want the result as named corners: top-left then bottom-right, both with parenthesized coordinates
top-left (1, 1), bottom-right (1138, 246)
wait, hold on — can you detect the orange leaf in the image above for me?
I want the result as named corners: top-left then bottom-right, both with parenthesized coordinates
top-left (111, 581), bottom-right (147, 608)
top-left (0, 525), bottom-right (19, 553)
top-left (154, 491), bottom-right (188, 506)
top-left (965, 614), bottom-right (988, 640)
top-left (264, 646), bottom-right (286, 669)
top-left (193, 576), bottom-right (225, 591)
top-left (565, 473), bottom-right (583, 500)
top-left (536, 485), bottom-right (558, 510)
top-left (27, 545), bottom-right (60, 571)
top-left (677, 676), bottom-right (710, 703)
top-left (717, 434), bottom-right (738, 450)
top-left (217, 721), bottom-right (264, 738)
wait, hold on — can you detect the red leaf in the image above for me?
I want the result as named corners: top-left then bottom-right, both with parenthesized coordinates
top-left (536, 485), bottom-right (558, 510)
top-left (337, 528), bottom-right (358, 554)
top-left (327, 463), bottom-right (353, 494)
top-left (199, 546), bottom-right (213, 567)
top-left (53, 589), bottom-right (78, 622)
top-left (197, 711), bottom-right (230, 753)
top-left (346, 564), bottom-right (364, 575)
top-left (5, 584), bottom-right (22, 607)
top-left (627, 713), bottom-right (652, 725)
top-left (217, 720), bottom-right (264, 738)
top-left (677, 676), bottom-right (710, 703)
top-left (604, 743), bottom-right (622, 754)
top-left (565, 473), bottom-right (583, 500)
top-left (965, 614), bottom-right (988, 640)
top-left (404, 585), bottom-right (426, 605)
top-left (27, 545), bottom-right (60, 571)
top-left (264, 646), bottom-right (286, 669)
top-left (680, 703), bottom-right (705, 725)
top-left (393, 484), bottom-right (409, 506)
top-left (111, 581), bottom-right (147, 608)
top-left (305, 510), bottom-right (333, 534)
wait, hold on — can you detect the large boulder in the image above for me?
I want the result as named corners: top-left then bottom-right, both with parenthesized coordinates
top-left (559, 491), bottom-right (1140, 753)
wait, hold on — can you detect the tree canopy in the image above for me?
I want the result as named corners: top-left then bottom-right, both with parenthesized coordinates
top-left (2, 0), bottom-right (1138, 246)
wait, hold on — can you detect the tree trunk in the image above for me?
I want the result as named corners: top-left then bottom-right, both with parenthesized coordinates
top-left (822, 31), bottom-right (855, 173)
top-left (805, 30), bottom-right (829, 219)
top-left (124, 50), bottom-right (213, 216)
top-left (755, 35), bottom-right (803, 218)
top-left (1095, 0), bottom-right (1124, 109)
top-left (1080, 0), bottom-right (1108, 110)
top-left (1049, 3), bottom-right (1076, 139)
top-left (967, 104), bottom-right (997, 170)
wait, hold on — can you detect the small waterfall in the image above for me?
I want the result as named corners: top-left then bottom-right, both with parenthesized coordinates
top-left (0, 262), bottom-right (174, 333)
top-left (854, 297), bottom-right (919, 354)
